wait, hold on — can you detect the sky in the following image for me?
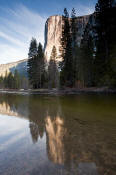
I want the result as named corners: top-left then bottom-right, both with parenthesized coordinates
top-left (0, 0), bottom-right (97, 64)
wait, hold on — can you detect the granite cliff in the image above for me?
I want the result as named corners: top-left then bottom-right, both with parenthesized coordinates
top-left (44, 14), bottom-right (92, 61)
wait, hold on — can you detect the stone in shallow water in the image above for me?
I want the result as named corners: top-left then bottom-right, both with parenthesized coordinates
top-left (78, 163), bottom-right (98, 175)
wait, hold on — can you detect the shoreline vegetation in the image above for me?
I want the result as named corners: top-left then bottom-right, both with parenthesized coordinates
top-left (0, 87), bottom-right (116, 95)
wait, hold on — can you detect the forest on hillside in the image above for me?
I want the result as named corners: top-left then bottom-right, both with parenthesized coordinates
top-left (0, 0), bottom-right (116, 90)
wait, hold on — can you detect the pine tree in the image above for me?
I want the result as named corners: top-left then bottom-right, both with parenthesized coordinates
top-left (94, 0), bottom-right (116, 87)
top-left (14, 70), bottom-right (20, 89)
top-left (71, 8), bottom-right (78, 86)
top-left (71, 8), bottom-right (76, 18)
top-left (27, 38), bottom-right (38, 88)
top-left (36, 43), bottom-right (45, 88)
top-left (28, 38), bottom-right (38, 58)
top-left (0, 76), bottom-right (4, 89)
top-left (7, 72), bottom-right (14, 89)
top-left (48, 46), bottom-right (59, 89)
top-left (71, 8), bottom-right (77, 47)
top-left (95, 0), bottom-right (113, 12)
top-left (63, 8), bottom-right (69, 18)
top-left (20, 76), bottom-right (29, 89)
top-left (4, 71), bottom-right (8, 88)
top-left (60, 8), bottom-right (74, 87)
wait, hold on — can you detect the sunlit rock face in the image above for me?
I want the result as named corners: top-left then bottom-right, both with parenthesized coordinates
top-left (44, 15), bottom-right (91, 62)
top-left (44, 16), bottom-right (63, 62)
top-left (0, 59), bottom-right (27, 77)
top-left (45, 116), bottom-right (66, 164)
top-left (0, 97), bottom-right (29, 119)
top-left (0, 102), bottom-right (19, 117)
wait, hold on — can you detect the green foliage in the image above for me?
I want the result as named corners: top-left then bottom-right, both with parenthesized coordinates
top-left (94, 0), bottom-right (116, 87)
top-left (36, 43), bottom-right (46, 88)
top-left (14, 70), bottom-right (20, 89)
top-left (0, 70), bottom-right (22, 89)
top-left (27, 38), bottom-right (38, 88)
top-left (76, 45), bottom-right (93, 87)
top-left (60, 9), bottom-right (74, 87)
top-left (28, 38), bottom-right (37, 58)
top-left (27, 39), bottom-right (46, 89)
top-left (71, 8), bottom-right (76, 18)
top-left (63, 8), bottom-right (69, 18)
top-left (71, 8), bottom-right (78, 86)
top-left (48, 46), bottom-right (59, 89)
top-left (20, 76), bottom-right (29, 89)
top-left (0, 76), bottom-right (4, 89)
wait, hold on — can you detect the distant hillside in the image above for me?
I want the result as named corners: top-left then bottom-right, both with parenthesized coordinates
top-left (0, 59), bottom-right (28, 77)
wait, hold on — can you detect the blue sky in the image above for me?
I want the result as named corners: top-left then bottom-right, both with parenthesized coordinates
top-left (0, 0), bottom-right (97, 64)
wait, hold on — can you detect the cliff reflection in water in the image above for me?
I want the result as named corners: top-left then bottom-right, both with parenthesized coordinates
top-left (0, 94), bottom-right (116, 174)
top-left (46, 116), bottom-right (66, 164)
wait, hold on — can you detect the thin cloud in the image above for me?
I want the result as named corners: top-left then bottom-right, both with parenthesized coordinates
top-left (0, 5), bottom-right (46, 64)
top-left (69, 4), bottom-right (95, 16)
top-left (0, 43), bottom-right (27, 64)
top-left (0, 31), bottom-right (25, 47)
top-left (77, 5), bottom-right (95, 16)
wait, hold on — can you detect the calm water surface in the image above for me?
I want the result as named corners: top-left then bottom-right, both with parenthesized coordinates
top-left (0, 94), bottom-right (116, 175)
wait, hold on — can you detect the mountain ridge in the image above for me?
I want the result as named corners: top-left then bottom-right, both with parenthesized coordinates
top-left (0, 59), bottom-right (28, 77)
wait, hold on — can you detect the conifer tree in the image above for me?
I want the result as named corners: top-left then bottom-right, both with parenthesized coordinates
top-left (7, 72), bottom-right (14, 89)
top-left (71, 8), bottom-right (76, 18)
top-left (63, 8), bottom-right (69, 18)
top-left (27, 38), bottom-right (38, 88)
top-left (71, 8), bottom-right (77, 47)
top-left (71, 8), bottom-right (78, 85)
top-left (4, 71), bottom-right (8, 88)
top-left (48, 46), bottom-right (59, 89)
top-left (94, 0), bottom-right (116, 87)
top-left (20, 76), bottom-right (29, 89)
top-left (0, 76), bottom-right (4, 89)
top-left (28, 38), bottom-right (38, 58)
top-left (36, 43), bottom-right (45, 88)
top-left (14, 70), bottom-right (20, 89)
top-left (60, 8), bottom-right (74, 87)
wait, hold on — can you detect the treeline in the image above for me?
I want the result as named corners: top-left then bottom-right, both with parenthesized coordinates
top-left (28, 0), bottom-right (116, 89)
top-left (27, 39), bottom-right (59, 89)
top-left (0, 0), bottom-right (115, 90)
top-left (27, 0), bottom-right (116, 89)
top-left (27, 40), bottom-right (46, 89)
top-left (0, 70), bottom-right (28, 89)
top-left (59, 0), bottom-right (116, 88)
top-left (59, 7), bottom-right (95, 88)
top-left (94, 0), bottom-right (116, 87)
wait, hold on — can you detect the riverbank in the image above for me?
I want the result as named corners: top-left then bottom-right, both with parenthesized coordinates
top-left (0, 87), bottom-right (116, 95)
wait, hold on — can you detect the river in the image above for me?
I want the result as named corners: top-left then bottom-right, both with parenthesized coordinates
top-left (0, 94), bottom-right (116, 175)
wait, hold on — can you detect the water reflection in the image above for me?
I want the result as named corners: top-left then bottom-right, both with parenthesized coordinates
top-left (0, 102), bottom-right (19, 117)
top-left (46, 116), bottom-right (66, 164)
top-left (0, 94), bottom-right (116, 175)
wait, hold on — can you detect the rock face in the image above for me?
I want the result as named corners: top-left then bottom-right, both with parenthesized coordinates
top-left (44, 16), bottom-right (63, 62)
top-left (0, 59), bottom-right (28, 77)
top-left (44, 14), bottom-right (92, 61)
